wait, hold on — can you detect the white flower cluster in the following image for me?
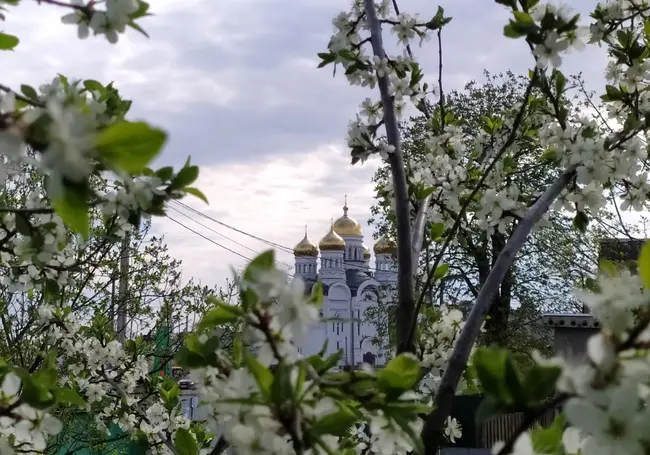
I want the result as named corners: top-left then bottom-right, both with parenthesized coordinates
top-left (0, 194), bottom-right (75, 293)
top-left (328, 2), bottom-right (428, 163)
top-left (530, 4), bottom-right (588, 69)
top-left (330, 0), bottom-right (650, 249)
top-left (0, 373), bottom-right (63, 455)
top-left (417, 306), bottom-right (467, 393)
top-left (187, 263), bottom-right (466, 455)
top-left (101, 176), bottom-right (167, 222)
top-left (36, 305), bottom-right (189, 451)
top-left (543, 115), bottom-right (648, 216)
top-left (61, 0), bottom-right (140, 43)
top-left (500, 262), bottom-right (650, 455)
top-left (0, 77), bottom-right (109, 201)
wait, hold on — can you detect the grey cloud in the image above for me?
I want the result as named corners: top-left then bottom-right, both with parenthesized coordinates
top-left (132, 0), bottom-right (608, 173)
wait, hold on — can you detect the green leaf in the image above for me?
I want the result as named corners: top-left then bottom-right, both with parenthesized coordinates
top-left (174, 428), bottom-right (199, 455)
top-left (19, 374), bottom-right (56, 410)
top-left (317, 52), bottom-right (336, 68)
top-left (243, 250), bottom-right (275, 282)
top-left (271, 362), bottom-right (293, 407)
top-left (503, 20), bottom-right (533, 38)
top-left (599, 259), bottom-right (618, 277)
top-left (83, 79), bottom-right (103, 93)
top-left (54, 387), bottom-right (87, 407)
top-left (52, 187), bottom-right (89, 240)
top-left (311, 404), bottom-right (359, 437)
top-left (473, 348), bottom-right (512, 404)
top-left (128, 20), bottom-right (150, 38)
top-left (530, 413), bottom-right (565, 453)
top-left (310, 281), bottom-right (324, 307)
top-left (379, 353), bottom-right (421, 390)
top-left (475, 396), bottom-right (504, 423)
top-left (539, 148), bottom-right (559, 163)
top-left (429, 222), bottom-right (445, 241)
top-left (638, 241), bottom-right (650, 289)
top-left (20, 84), bottom-right (38, 100)
top-left (503, 354), bottom-right (526, 406)
top-left (15, 212), bottom-right (31, 236)
top-left (554, 70), bottom-right (567, 94)
top-left (184, 187), bottom-right (208, 204)
top-left (0, 31), bottom-right (18, 50)
top-left (513, 11), bottom-right (534, 24)
top-left (232, 336), bottom-right (243, 368)
top-left (434, 264), bottom-right (449, 280)
top-left (171, 165), bottom-right (199, 189)
top-left (244, 350), bottom-right (273, 398)
top-left (522, 365), bottom-right (561, 405)
top-left (645, 19), bottom-right (650, 39)
top-left (96, 121), bottom-right (167, 174)
top-left (199, 304), bottom-right (241, 329)
top-left (154, 166), bottom-right (174, 181)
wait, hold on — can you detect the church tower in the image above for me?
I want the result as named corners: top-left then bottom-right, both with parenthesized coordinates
top-left (374, 235), bottom-right (397, 283)
top-left (293, 226), bottom-right (318, 282)
top-left (318, 220), bottom-right (346, 285)
top-left (332, 195), bottom-right (365, 271)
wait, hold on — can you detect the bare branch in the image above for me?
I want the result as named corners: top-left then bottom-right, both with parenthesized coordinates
top-left (421, 164), bottom-right (577, 455)
top-left (363, 0), bottom-right (415, 354)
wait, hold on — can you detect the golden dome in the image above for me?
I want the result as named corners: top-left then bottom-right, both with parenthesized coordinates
top-left (333, 198), bottom-right (362, 236)
top-left (293, 231), bottom-right (319, 257)
top-left (374, 235), bottom-right (396, 255)
top-left (319, 224), bottom-right (345, 251)
top-left (363, 244), bottom-right (371, 259)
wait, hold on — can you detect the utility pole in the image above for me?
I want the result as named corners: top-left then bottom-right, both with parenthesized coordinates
top-left (116, 232), bottom-right (130, 342)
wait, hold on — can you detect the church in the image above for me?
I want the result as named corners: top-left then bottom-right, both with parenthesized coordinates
top-left (292, 198), bottom-right (397, 368)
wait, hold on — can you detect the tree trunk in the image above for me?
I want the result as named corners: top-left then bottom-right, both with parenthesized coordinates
top-left (484, 233), bottom-right (512, 345)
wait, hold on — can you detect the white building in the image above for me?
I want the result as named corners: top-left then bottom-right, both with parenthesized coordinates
top-left (292, 199), bottom-right (397, 368)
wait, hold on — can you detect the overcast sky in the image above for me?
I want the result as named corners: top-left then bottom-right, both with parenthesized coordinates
top-left (3, 0), bottom-right (609, 289)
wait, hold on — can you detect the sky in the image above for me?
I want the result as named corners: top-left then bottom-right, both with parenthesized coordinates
top-left (2, 0), bottom-right (610, 289)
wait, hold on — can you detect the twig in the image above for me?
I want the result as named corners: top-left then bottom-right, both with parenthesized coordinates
top-left (0, 84), bottom-right (45, 108)
top-left (421, 164), bottom-right (577, 455)
top-left (496, 393), bottom-right (569, 455)
top-left (0, 206), bottom-right (55, 214)
top-left (363, 0), bottom-right (415, 354)
top-left (410, 28), bottom-right (443, 273)
top-left (35, 0), bottom-right (85, 10)
top-left (207, 436), bottom-right (229, 455)
top-left (99, 370), bottom-right (182, 455)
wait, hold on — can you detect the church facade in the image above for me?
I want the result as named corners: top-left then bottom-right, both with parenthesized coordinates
top-left (292, 200), bottom-right (397, 368)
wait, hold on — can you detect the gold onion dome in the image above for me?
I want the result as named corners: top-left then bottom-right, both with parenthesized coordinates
top-left (293, 228), bottom-right (319, 257)
top-left (374, 235), bottom-right (396, 255)
top-left (319, 222), bottom-right (346, 251)
top-left (333, 196), bottom-right (362, 236)
top-left (363, 244), bottom-right (371, 259)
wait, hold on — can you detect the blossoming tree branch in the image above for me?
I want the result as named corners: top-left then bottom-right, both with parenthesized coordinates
top-left (319, 0), bottom-right (650, 453)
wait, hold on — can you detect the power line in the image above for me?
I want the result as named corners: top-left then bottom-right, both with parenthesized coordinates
top-left (167, 204), bottom-right (268, 256)
top-left (172, 200), bottom-right (293, 253)
top-left (170, 200), bottom-right (391, 274)
top-left (165, 215), bottom-right (253, 262)
top-left (166, 204), bottom-right (294, 269)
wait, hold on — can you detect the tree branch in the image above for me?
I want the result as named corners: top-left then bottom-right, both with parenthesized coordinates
top-left (410, 28), bottom-right (444, 273)
top-left (99, 370), bottom-right (182, 455)
top-left (421, 164), bottom-right (577, 455)
top-left (363, 0), bottom-right (415, 354)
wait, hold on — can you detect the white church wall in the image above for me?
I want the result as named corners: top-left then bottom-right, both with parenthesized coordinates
top-left (354, 279), bottom-right (386, 366)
